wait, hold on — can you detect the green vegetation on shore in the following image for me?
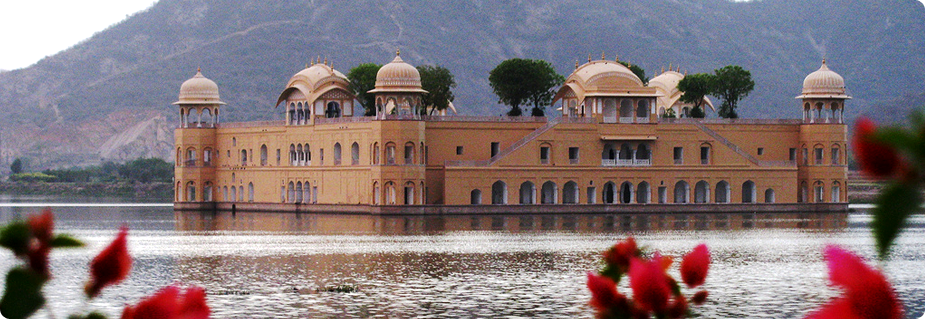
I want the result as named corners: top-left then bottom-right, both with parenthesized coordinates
top-left (3, 158), bottom-right (174, 199)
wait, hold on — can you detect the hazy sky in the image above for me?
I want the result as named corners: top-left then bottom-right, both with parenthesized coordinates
top-left (0, 0), bottom-right (158, 71)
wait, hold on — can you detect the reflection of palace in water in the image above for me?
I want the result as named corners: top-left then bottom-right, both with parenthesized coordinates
top-left (175, 211), bottom-right (849, 234)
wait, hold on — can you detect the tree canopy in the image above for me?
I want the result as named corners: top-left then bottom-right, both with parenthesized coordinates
top-left (677, 73), bottom-right (714, 118)
top-left (417, 65), bottom-right (457, 115)
top-left (10, 158), bottom-right (22, 174)
top-left (488, 58), bottom-right (564, 116)
top-left (712, 65), bottom-right (755, 119)
top-left (347, 63), bottom-right (382, 116)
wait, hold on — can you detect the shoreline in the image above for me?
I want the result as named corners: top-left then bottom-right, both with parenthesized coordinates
top-left (0, 181), bottom-right (172, 200)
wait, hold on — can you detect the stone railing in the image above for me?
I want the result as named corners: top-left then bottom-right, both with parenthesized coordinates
top-left (314, 117), bottom-right (374, 124)
top-left (216, 121), bottom-right (286, 128)
top-left (658, 118), bottom-right (803, 125)
top-left (601, 159), bottom-right (651, 166)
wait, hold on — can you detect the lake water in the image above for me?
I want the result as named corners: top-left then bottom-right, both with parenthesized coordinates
top-left (1, 196), bottom-right (924, 318)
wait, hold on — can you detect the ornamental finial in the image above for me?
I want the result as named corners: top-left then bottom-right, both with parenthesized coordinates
top-left (396, 48), bottom-right (401, 56)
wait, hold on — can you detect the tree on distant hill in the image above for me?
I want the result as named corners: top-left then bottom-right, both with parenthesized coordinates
top-left (417, 65), bottom-right (457, 115)
top-left (678, 73), bottom-right (715, 119)
top-left (347, 63), bottom-right (382, 116)
top-left (712, 65), bottom-right (754, 119)
top-left (10, 158), bottom-right (22, 174)
top-left (489, 58), bottom-right (564, 116)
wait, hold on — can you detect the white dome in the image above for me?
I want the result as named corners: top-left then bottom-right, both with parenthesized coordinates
top-left (369, 51), bottom-right (427, 94)
top-left (800, 60), bottom-right (848, 97)
top-left (174, 69), bottom-right (224, 105)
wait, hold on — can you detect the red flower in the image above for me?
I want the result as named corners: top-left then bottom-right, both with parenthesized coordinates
top-left (852, 117), bottom-right (902, 178)
top-left (604, 237), bottom-right (638, 271)
top-left (25, 209), bottom-right (55, 277)
top-left (628, 255), bottom-right (672, 314)
top-left (587, 272), bottom-right (624, 310)
top-left (28, 209), bottom-right (54, 243)
top-left (804, 245), bottom-right (902, 319)
top-left (691, 290), bottom-right (709, 305)
top-left (680, 244), bottom-right (710, 288)
top-left (666, 294), bottom-right (689, 319)
top-left (121, 285), bottom-right (210, 319)
top-left (86, 226), bottom-right (132, 298)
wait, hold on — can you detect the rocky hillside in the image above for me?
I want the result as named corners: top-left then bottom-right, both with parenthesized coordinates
top-left (1, 0), bottom-right (924, 168)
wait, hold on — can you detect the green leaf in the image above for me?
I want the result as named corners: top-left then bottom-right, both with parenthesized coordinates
top-left (0, 222), bottom-right (32, 256)
top-left (0, 267), bottom-right (46, 319)
top-left (50, 234), bottom-right (84, 248)
top-left (599, 264), bottom-right (624, 284)
top-left (872, 182), bottom-right (922, 260)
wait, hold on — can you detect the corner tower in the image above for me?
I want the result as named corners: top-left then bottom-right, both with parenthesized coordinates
top-left (369, 50), bottom-right (428, 118)
top-left (174, 69), bottom-right (223, 203)
top-left (796, 60), bottom-right (851, 124)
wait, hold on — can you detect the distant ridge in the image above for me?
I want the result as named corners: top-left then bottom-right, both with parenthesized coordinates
top-left (0, 0), bottom-right (923, 168)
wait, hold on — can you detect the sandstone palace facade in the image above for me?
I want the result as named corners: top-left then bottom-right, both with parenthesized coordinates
top-left (173, 53), bottom-right (849, 213)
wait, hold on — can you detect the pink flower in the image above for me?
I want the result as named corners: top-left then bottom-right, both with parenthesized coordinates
top-left (804, 245), bottom-right (902, 319)
top-left (853, 118), bottom-right (902, 178)
top-left (85, 226), bottom-right (132, 298)
top-left (604, 237), bottom-right (638, 272)
top-left (628, 255), bottom-right (672, 313)
top-left (121, 285), bottom-right (210, 319)
top-left (691, 290), bottom-right (709, 305)
top-left (680, 244), bottom-right (710, 288)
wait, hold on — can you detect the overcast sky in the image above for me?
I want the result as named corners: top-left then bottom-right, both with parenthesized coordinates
top-left (0, 0), bottom-right (158, 71)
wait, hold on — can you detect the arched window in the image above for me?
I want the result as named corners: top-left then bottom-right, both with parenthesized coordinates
top-left (241, 149), bottom-right (248, 166)
top-left (603, 182), bottom-right (617, 204)
top-left (620, 182), bottom-right (633, 204)
top-left (248, 183), bottom-right (255, 202)
top-left (619, 143), bottom-right (633, 160)
top-left (289, 103), bottom-right (296, 124)
top-left (305, 144), bottom-right (312, 163)
top-left (386, 142), bottom-right (397, 164)
top-left (674, 181), bottom-right (690, 204)
top-left (814, 181), bottom-right (825, 203)
top-left (203, 148), bottom-right (213, 167)
top-left (636, 182), bottom-right (650, 204)
top-left (700, 143), bottom-right (711, 165)
top-left (831, 144), bottom-right (841, 165)
top-left (201, 108), bottom-right (213, 127)
top-left (280, 186), bottom-right (286, 203)
top-left (765, 188), bottom-right (776, 203)
top-left (333, 143), bottom-right (342, 165)
top-left (176, 181), bottom-right (182, 201)
top-left (186, 182), bottom-right (196, 201)
top-left (373, 182), bottom-right (381, 205)
top-left (620, 99), bottom-right (633, 121)
top-left (325, 101), bottom-right (341, 118)
top-left (185, 147), bottom-right (197, 167)
top-left (286, 182), bottom-right (294, 203)
top-left (351, 142), bottom-right (360, 165)
top-left (176, 148), bottom-right (181, 166)
top-left (636, 144), bottom-right (650, 161)
top-left (404, 142), bottom-right (415, 164)
top-left (470, 189), bottom-right (482, 205)
top-left (563, 181), bottom-right (579, 204)
top-left (742, 180), bottom-right (756, 203)
top-left (231, 173), bottom-right (236, 183)
top-left (403, 181), bottom-right (415, 205)
top-left (230, 186), bottom-right (237, 202)
top-left (385, 182), bottom-right (397, 205)
top-left (636, 100), bottom-right (649, 118)
top-left (223, 186), bottom-right (228, 201)
top-left (831, 181), bottom-right (841, 203)
top-left (695, 181), bottom-right (710, 203)
top-left (519, 181), bottom-right (536, 204)
top-left (492, 181), bottom-right (508, 204)
top-left (260, 145), bottom-right (268, 166)
top-left (297, 102), bottom-right (304, 124)
top-left (541, 181), bottom-right (558, 204)
top-left (289, 144), bottom-right (296, 165)
top-left (373, 143), bottom-right (380, 165)
top-left (296, 182), bottom-right (304, 203)
top-left (238, 186), bottom-right (244, 202)
top-left (602, 143), bottom-right (617, 161)
top-left (603, 98), bottom-right (618, 123)
top-left (715, 181), bottom-right (730, 203)
top-left (204, 182), bottom-right (213, 201)
top-left (814, 144), bottom-right (824, 165)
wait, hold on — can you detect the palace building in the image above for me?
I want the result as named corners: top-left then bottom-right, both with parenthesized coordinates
top-left (173, 52), bottom-right (848, 213)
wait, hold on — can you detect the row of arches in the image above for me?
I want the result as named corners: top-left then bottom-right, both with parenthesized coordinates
top-left (372, 180), bottom-right (426, 205)
top-left (175, 181), bottom-right (253, 203)
top-left (283, 181), bottom-right (317, 203)
top-left (179, 106), bottom-right (219, 128)
top-left (802, 101), bottom-right (843, 124)
top-left (801, 143), bottom-right (845, 166)
top-left (177, 147), bottom-right (213, 167)
top-left (799, 180), bottom-right (843, 203)
top-left (471, 180), bottom-right (774, 205)
top-left (287, 101), bottom-right (347, 125)
top-left (601, 98), bottom-right (651, 123)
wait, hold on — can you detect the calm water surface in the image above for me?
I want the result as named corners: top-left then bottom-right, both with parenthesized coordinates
top-left (1, 196), bottom-right (923, 318)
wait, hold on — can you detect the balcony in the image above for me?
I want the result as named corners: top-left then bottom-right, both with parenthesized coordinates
top-left (601, 159), bottom-right (651, 167)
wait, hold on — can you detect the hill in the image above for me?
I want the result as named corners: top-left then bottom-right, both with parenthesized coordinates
top-left (1, 0), bottom-right (924, 168)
